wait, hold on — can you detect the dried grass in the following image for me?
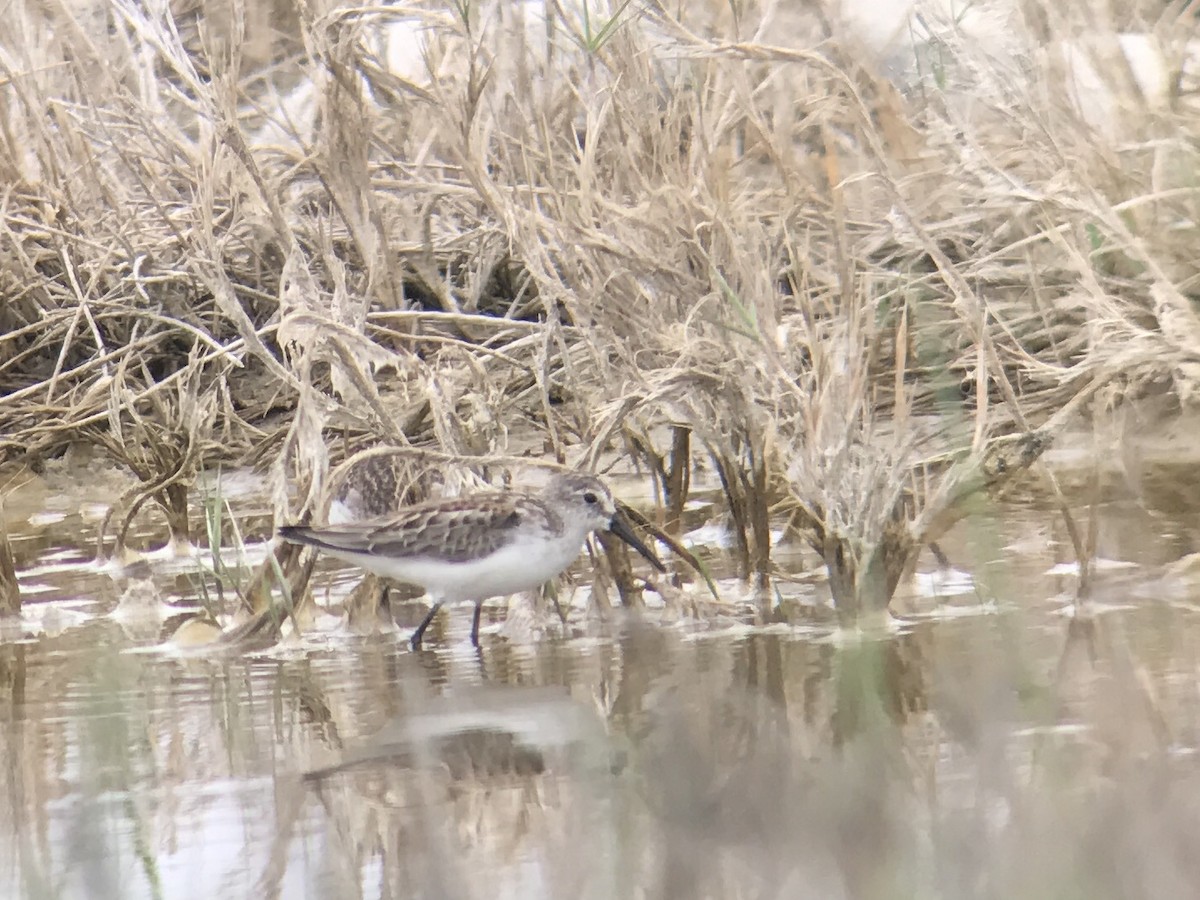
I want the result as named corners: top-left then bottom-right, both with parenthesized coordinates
top-left (3, 0), bottom-right (1199, 619)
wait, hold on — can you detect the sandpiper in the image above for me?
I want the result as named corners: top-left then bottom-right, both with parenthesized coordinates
top-left (278, 473), bottom-right (664, 648)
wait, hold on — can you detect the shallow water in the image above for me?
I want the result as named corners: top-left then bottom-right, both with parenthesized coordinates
top-left (4, 463), bottom-right (1200, 899)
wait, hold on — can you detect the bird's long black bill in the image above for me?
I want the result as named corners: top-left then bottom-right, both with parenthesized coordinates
top-left (608, 514), bottom-right (666, 572)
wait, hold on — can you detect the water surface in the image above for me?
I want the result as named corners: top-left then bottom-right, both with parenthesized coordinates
top-left (4, 464), bottom-right (1200, 899)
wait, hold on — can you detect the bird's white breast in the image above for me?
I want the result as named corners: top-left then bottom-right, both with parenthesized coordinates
top-left (323, 526), bottom-right (591, 602)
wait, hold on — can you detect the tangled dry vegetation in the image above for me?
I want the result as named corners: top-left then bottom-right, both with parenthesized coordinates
top-left (1, 0), bottom-right (1198, 620)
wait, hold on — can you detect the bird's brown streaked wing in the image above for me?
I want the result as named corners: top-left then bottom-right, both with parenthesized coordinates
top-left (278, 523), bottom-right (378, 554)
top-left (280, 494), bottom-right (542, 561)
top-left (364, 496), bottom-right (538, 563)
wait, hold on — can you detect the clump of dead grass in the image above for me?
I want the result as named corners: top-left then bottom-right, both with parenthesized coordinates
top-left (2, 0), bottom-right (1198, 621)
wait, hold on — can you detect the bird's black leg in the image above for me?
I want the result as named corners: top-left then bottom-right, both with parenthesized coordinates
top-left (470, 600), bottom-right (483, 648)
top-left (409, 602), bottom-right (443, 650)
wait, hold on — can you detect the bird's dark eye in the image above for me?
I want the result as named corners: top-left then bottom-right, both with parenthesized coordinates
top-left (583, 491), bottom-right (599, 505)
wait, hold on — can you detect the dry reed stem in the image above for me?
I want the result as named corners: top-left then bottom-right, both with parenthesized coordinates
top-left (0, 505), bottom-right (18, 616)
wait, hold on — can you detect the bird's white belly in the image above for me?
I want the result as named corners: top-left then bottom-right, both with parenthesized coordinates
top-left (326, 531), bottom-right (588, 601)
